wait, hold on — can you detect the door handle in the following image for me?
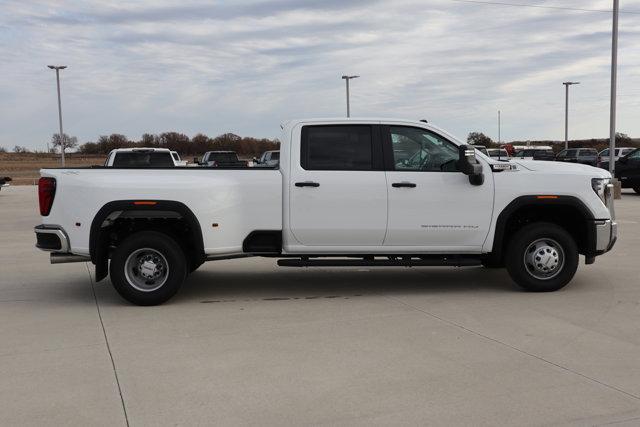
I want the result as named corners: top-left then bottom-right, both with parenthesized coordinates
top-left (392, 182), bottom-right (417, 188)
top-left (295, 181), bottom-right (320, 187)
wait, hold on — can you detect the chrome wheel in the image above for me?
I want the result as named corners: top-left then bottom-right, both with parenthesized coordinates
top-left (523, 238), bottom-right (565, 280)
top-left (124, 248), bottom-right (169, 292)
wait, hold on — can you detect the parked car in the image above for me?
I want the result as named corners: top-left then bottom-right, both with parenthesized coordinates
top-left (199, 151), bottom-right (248, 167)
top-left (486, 148), bottom-right (509, 159)
top-left (34, 118), bottom-right (616, 305)
top-left (0, 176), bottom-right (11, 192)
top-left (104, 148), bottom-right (177, 167)
top-left (599, 148), bottom-right (640, 193)
top-left (254, 150), bottom-right (280, 167)
top-left (170, 151), bottom-right (188, 166)
top-left (513, 148), bottom-right (554, 161)
top-left (474, 146), bottom-right (489, 156)
top-left (532, 150), bottom-right (556, 161)
top-left (597, 147), bottom-right (635, 168)
top-left (555, 148), bottom-right (598, 166)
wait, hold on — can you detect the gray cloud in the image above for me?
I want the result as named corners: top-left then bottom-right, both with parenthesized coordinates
top-left (1, 0), bottom-right (640, 150)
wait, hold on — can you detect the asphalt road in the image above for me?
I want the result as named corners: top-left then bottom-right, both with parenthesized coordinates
top-left (1, 185), bottom-right (640, 426)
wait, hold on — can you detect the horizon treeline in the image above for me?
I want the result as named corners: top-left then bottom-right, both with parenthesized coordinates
top-left (77, 132), bottom-right (280, 157)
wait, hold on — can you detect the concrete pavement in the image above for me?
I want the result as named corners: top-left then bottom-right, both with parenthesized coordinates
top-left (1, 185), bottom-right (640, 426)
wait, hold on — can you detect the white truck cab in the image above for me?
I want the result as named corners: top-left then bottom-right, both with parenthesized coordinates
top-left (35, 118), bottom-right (617, 305)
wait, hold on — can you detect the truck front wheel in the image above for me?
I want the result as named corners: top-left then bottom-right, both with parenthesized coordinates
top-left (505, 222), bottom-right (578, 292)
top-left (109, 231), bottom-right (187, 305)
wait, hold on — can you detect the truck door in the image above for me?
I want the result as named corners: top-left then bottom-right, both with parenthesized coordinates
top-left (288, 124), bottom-right (387, 246)
top-left (382, 125), bottom-right (494, 250)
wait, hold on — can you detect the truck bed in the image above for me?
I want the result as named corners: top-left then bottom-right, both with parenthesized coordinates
top-left (40, 168), bottom-right (283, 256)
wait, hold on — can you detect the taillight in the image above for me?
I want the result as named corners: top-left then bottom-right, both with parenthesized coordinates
top-left (38, 177), bottom-right (56, 216)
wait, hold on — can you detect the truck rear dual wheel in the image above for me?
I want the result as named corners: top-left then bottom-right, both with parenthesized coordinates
top-left (109, 231), bottom-right (187, 305)
top-left (505, 222), bottom-right (578, 292)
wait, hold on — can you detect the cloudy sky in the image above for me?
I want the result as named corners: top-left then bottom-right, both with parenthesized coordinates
top-left (2, 0), bottom-right (640, 150)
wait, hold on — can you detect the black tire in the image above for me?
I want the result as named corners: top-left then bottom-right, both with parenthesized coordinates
top-left (633, 187), bottom-right (640, 195)
top-left (109, 231), bottom-right (187, 305)
top-left (505, 222), bottom-right (578, 292)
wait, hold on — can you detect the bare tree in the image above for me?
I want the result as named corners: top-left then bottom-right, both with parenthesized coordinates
top-left (467, 132), bottom-right (493, 146)
top-left (50, 133), bottom-right (78, 152)
top-left (13, 145), bottom-right (30, 153)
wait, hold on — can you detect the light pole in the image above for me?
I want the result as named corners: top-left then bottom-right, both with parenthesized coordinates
top-left (48, 65), bottom-right (67, 166)
top-left (498, 110), bottom-right (501, 144)
top-left (341, 75), bottom-right (359, 117)
top-left (609, 0), bottom-right (619, 177)
top-left (563, 81), bottom-right (580, 150)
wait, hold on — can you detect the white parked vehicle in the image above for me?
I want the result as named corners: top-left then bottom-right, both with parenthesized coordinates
top-left (35, 118), bottom-right (617, 305)
top-left (597, 147), bottom-right (635, 166)
top-left (104, 148), bottom-right (179, 167)
top-left (171, 151), bottom-right (188, 166)
top-left (254, 150), bottom-right (280, 167)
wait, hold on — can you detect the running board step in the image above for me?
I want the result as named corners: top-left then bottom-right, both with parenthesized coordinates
top-left (277, 257), bottom-right (482, 268)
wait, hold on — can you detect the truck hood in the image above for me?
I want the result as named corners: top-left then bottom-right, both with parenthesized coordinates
top-left (510, 160), bottom-right (611, 178)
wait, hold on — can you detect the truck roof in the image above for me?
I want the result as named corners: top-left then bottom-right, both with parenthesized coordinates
top-left (108, 148), bottom-right (171, 153)
top-left (281, 118), bottom-right (461, 144)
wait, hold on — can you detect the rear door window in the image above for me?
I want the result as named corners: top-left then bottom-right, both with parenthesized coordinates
top-left (301, 125), bottom-right (375, 170)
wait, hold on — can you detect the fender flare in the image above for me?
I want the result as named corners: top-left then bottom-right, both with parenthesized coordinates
top-left (491, 195), bottom-right (596, 261)
top-left (89, 200), bottom-right (205, 281)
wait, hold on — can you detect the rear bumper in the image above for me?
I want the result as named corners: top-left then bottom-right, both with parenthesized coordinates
top-left (34, 225), bottom-right (70, 252)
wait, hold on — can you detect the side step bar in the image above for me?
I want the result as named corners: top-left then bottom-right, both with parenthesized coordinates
top-left (277, 257), bottom-right (482, 268)
top-left (50, 253), bottom-right (91, 264)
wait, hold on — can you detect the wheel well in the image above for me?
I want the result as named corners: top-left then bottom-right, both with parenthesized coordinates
top-left (492, 197), bottom-right (595, 263)
top-left (90, 201), bottom-right (205, 281)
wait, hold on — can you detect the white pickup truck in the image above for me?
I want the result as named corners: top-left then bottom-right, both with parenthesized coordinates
top-left (35, 118), bottom-right (617, 305)
top-left (104, 148), bottom-right (186, 167)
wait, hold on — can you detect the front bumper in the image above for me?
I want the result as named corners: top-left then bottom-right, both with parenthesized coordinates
top-left (595, 220), bottom-right (617, 253)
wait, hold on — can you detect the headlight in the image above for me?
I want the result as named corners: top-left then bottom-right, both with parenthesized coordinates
top-left (592, 178), bottom-right (611, 204)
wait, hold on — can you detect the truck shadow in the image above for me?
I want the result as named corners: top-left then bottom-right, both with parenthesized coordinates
top-left (177, 266), bottom-right (517, 304)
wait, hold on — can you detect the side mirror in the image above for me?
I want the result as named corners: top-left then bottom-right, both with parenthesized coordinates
top-left (619, 157), bottom-right (628, 164)
top-left (456, 145), bottom-right (484, 186)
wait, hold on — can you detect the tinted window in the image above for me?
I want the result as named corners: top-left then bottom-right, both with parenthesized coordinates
top-left (301, 125), bottom-right (373, 170)
top-left (271, 152), bottom-right (279, 161)
top-left (516, 150), bottom-right (535, 157)
top-left (579, 149), bottom-right (596, 156)
top-left (390, 126), bottom-right (459, 172)
top-left (112, 152), bottom-right (174, 167)
top-left (627, 149), bottom-right (640, 160)
top-left (208, 153), bottom-right (238, 162)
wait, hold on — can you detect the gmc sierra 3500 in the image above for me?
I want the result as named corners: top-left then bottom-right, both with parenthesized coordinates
top-left (35, 118), bottom-right (617, 305)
